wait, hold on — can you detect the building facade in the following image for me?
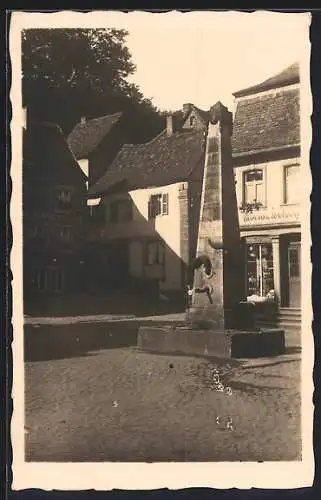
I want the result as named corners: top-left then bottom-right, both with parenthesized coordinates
top-left (23, 116), bottom-right (87, 296)
top-left (87, 119), bottom-right (205, 297)
top-left (232, 63), bottom-right (301, 310)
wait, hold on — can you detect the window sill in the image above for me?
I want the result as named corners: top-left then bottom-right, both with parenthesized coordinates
top-left (280, 203), bottom-right (300, 207)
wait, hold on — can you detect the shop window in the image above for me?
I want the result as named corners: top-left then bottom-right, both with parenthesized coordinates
top-left (148, 193), bottom-right (169, 219)
top-left (284, 164), bottom-right (300, 204)
top-left (243, 169), bottom-right (264, 205)
top-left (146, 241), bottom-right (165, 266)
top-left (110, 199), bottom-right (133, 223)
top-left (246, 243), bottom-right (274, 298)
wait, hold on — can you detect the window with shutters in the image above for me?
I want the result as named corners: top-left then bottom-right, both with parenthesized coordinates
top-left (243, 169), bottom-right (264, 205)
top-left (148, 193), bottom-right (169, 219)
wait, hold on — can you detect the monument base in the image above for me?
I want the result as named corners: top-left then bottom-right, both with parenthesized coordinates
top-left (137, 325), bottom-right (285, 359)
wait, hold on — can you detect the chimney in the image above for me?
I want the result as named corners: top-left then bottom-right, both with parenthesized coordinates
top-left (80, 116), bottom-right (86, 124)
top-left (22, 106), bottom-right (27, 130)
top-left (166, 115), bottom-right (173, 136)
top-left (183, 103), bottom-right (192, 116)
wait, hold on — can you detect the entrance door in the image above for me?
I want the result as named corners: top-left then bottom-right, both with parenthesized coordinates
top-left (288, 242), bottom-right (301, 307)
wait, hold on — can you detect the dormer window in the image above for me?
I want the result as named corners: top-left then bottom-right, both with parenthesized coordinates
top-left (189, 116), bottom-right (195, 127)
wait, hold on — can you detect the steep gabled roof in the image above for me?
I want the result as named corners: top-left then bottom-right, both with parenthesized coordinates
top-left (67, 112), bottom-right (123, 160)
top-left (87, 129), bottom-right (206, 197)
top-left (24, 120), bottom-right (87, 182)
top-left (232, 87), bottom-right (300, 156)
top-left (233, 62), bottom-right (300, 98)
top-left (183, 104), bottom-right (210, 126)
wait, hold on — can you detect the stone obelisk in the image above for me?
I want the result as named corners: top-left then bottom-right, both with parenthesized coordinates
top-left (187, 101), bottom-right (244, 330)
top-left (137, 102), bottom-right (285, 358)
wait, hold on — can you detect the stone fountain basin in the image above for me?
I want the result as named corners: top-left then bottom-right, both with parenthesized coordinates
top-left (137, 325), bottom-right (285, 359)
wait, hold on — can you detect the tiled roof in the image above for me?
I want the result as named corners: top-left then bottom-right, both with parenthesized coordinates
top-left (233, 62), bottom-right (299, 98)
top-left (88, 129), bottom-right (205, 197)
top-left (183, 105), bottom-right (210, 125)
top-left (67, 112), bottom-right (123, 159)
top-left (194, 106), bottom-right (211, 123)
top-left (232, 87), bottom-right (300, 155)
top-left (23, 120), bottom-right (86, 181)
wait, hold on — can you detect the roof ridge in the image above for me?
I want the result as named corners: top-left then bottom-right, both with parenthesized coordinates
top-left (79, 111), bottom-right (123, 125)
top-left (233, 62), bottom-right (299, 98)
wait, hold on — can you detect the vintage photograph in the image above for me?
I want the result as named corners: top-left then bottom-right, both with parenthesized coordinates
top-left (10, 10), bottom-right (313, 490)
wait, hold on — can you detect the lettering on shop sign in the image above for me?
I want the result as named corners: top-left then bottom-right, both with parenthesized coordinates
top-left (242, 210), bottom-right (300, 225)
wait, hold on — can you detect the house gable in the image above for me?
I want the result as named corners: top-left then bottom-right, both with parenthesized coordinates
top-left (182, 105), bottom-right (209, 131)
top-left (67, 112), bottom-right (123, 161)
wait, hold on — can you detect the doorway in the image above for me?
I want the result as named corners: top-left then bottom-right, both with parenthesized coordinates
top-left (288, 242), bottom-right (301, 308)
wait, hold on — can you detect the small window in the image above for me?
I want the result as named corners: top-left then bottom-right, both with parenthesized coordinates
top-left (57, 226), bottom-right (72, 242)
top-left (146, 241), bottom-right (165, 266)
top-left (148, 194), bottom-right (169, 219)
top-left (47, 268), bottom-right (64, 292)
top-left (243, 169), bottom-right (264, 205)
top-left (57, 188), bottom-right (72, 210)
top-left (90, 204), bottom-right (105, 224)
top-left (189, 116), bottom-right (195, 127)
top-left (284, 164), bottom-right (300, 204)
top-left (110, 199), bottom-right (133, 223)
top-left (32, 269), bottom-right (46, 291)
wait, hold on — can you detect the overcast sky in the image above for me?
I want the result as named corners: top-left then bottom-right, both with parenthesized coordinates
top-left (122, 11), bottom-right (310, 112)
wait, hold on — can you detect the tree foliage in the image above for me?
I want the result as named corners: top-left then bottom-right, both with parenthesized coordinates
top-left (22, 28), bottom-right (164, 140)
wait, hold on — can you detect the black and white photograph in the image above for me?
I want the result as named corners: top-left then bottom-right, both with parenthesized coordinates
top-left (10, 10), bottom-right (313, 490)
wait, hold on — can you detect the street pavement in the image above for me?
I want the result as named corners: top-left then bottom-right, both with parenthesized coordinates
top-left (24, 317), bottom-right (302, 462)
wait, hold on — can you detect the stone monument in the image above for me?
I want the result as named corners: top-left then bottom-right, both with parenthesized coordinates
top-left (137, 102), bottom-right (285, 358)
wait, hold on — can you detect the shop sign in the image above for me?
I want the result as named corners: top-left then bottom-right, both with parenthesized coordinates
top-left (241, 209), bottom-right (300, 226)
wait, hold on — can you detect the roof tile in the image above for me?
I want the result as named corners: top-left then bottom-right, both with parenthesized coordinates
top-left (232, 87), bottom-right (300, 155)
top-left (88, 129), bottom-right (205, 197)
top-left (67, 112), bottom-right (123, 159)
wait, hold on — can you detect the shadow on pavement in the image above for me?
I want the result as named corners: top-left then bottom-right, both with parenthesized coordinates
top-left (25, 320), bottom-right (181, 362)
top-left (24, 321), bottom-right (143, 362)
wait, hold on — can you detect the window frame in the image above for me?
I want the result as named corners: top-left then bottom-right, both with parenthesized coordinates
top-left (283, 163), bottom-right (300, 205)
top-left (145, 240), bottom-right (165, 267)
top-left (56, 225), bottom-right (73, 243)
top-left (148, 193), bottom-right (169, 219)
top-left (242, 167), bottom-right (265, 207)
top-left (56, 185), bottom-right (74, 212)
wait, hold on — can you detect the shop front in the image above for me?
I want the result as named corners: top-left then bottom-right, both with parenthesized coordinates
top-left (239, 207), bottom-right (301, 309)
top-left (242, 232), bottom-right (301, 308)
